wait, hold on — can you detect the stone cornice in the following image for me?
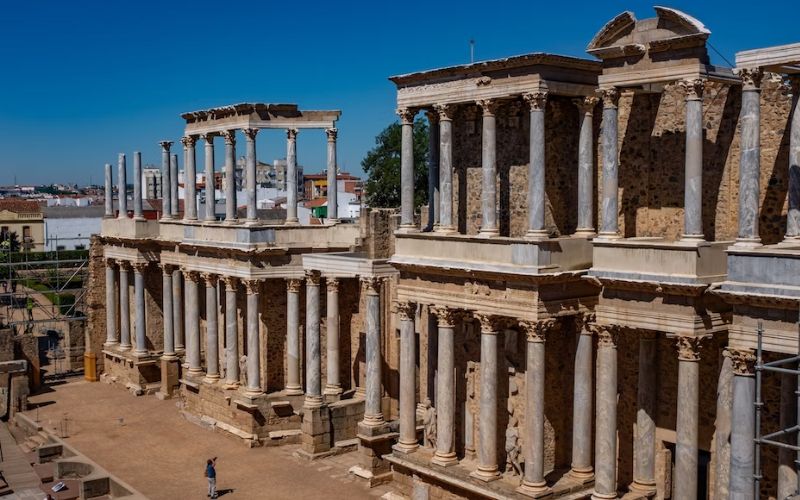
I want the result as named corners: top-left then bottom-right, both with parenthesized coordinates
top-left (584, 275), bottom-right (708, 297)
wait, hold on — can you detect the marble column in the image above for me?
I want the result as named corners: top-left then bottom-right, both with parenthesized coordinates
top-left (431, 307), bottom-right (457, 466)
top-left (172, 269), bottom-right (184, 352)
top-left (674, 336), bottom-right (702, 500)
top-left (286, 129), bottom-right (299, 225)
top-left (396, 301), bottom-right (418, 452)
top-left (570, 315), bottom-right (594, 481)
top-left (305, 272), bottom-right (322, 407)
top-left (472, 314), bottom-right (501, 481)
top-left (361, 277), bottom-right (384, 426)
top-left (778, 368), bottom-right (798, 500)
top-left (324, 278), bottom-right (342, 397)
top-left (426, 311), bottom-right (438, 408)
top-left (524, 91), bottom-right (548, 239)
top-left (104, 163), bottom-right (114, 218)
top-left (519, 320), bottom-right (553, 496)
top-left (171, 154), bottom-right (179, 216)
top-left (679, 79), bottom-right (706, 241)
top-left (477, 100), bottom-right (499, 238)
top-left (181, 136), bottom-right (198, 221)
top-left (425, 109), bottom-right (440, 230)
top-left (398, 108), bottom-right (416, 230)
top-left (593, 325), bottom-right (618, 499)
top-left (184, 271), bottom-right (202, 374)
top-left (161, 265), bottom-right (175, 359)
top-left (223, 276), bottom-right (239, 387)
top-left (244, 280), bottom-right (261, 394)
top-left (729, 348), bottom-right (756, 499)
top-left (714, 350), bottom-right (733, 500)
top-left (786, 77), bottom-right (800, 240)
top-left (435, 104), bottom-right (455, 233)
top-left (243, 128), bottom-right (258, 224)
top-left (326, 128), bottom-right (339, 223)
top-left (286, 278), bottom-right (303, 395)
top-left (117, 153), bottom-right (128, 218)
top-left (630, 332), bottom-right (657, 495)
top-left (104, 259), bottom-right (118, 346)
top-left (575, 96), bottom-right (598, 236)
top-left (132, 262), bottom-right (148, 357)
top-left (133, 152), bottom-right (144, 220)
top-left (222, 130), bottom-right (237, 223)
top-left (118, 262), bottom-right (131, 351)
top-left (203, 133), bottom-right (216, 222)
top-left (597, 88), bottom-right (620, 239)
top-left (160, 141), bottom-right (173, 220)
top-left (203, 274), bottom-right (220, 381)
top-left (733, 69), bottom-right (762, 245)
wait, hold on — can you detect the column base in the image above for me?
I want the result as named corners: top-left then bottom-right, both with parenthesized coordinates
top-left (187, 368), bottom-right (204, 375)
top-left (392, 442), bottom-right (419, 455)
top-left (435, 226), bottom-right (458, 234)
top-left (524, 229), bottom-right (549, 240)
top-left (203, 217), bottom-right (216, 223)
top-left (477, 228), bottom-right (500, 239)
top-left (134, 215), bottom-right (146, 222)
top-left (160, 353), bottom-right (178, 361)
top-left (595, 231), bottom-right (621, 240)
top-left (157, 357), bottom-right (180, 400)
top-left (568, 467), bottom-right (595, 483)
top-left (159, 216), bottom-right (173, 222)
top-left (326, 218), bottom-right (340, 225)
top-left (223, 381), bottom-right (240, 390)
top-left (118, 344), bottom-right (132, 352)
top-left (628, 480), bottom-right (657, 496)
top-left (396, 224), bottom-right (419, 234)
top-left (680, 233), bottom-right (705, 242)
top-left (304, 395), bottom-right (324, 409)
top-left (778, 236), bottom-right (800, 246)
top-left (323, 385), bottom-right (343, 401)
top-left (517, 480), bottom-right (552, 498)
top-left (285, 384), bottom-right (304, 396)
top-left (243, 218), bottom-right (259, 226)
top-left (223, 218), bottom-right (240, 225)
top-left (591, 492), bottom-right (618, 500)
top-left (103, 341), bottom-right (119, 349)
top-left (733, 237), bottom-right (762, 248)
top-left (243, 387), bottom-right (264, 397)
top-left (470, 467), bottom-right (501, 482)
top-left (133, 349), bottom-right (149, 358)
top-left (430, 451), bottom-right (458, 467)
top-left (203, 374), bottom-right (221, 384)
top-left (183, 217), bottom-right (197, 222)
top-left (573, 229), bottom-right (596, 238)
top-left (284, 218), bottom-right (300, 226)
top-left (361, 414), bottom-right (386, 428)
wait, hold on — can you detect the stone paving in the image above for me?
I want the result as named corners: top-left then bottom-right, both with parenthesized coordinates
top-left (22, 378), bottom-right (401, 499)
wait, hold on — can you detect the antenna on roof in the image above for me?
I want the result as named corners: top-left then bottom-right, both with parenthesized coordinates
top-left (469, 39), bottom-right (475, 63)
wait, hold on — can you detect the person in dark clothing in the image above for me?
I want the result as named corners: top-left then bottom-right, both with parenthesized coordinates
top-left (205, 457), bottom-right (217, 498)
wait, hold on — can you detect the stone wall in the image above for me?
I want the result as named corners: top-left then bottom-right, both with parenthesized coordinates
top-left (85, 236), bottom-right (107, 369)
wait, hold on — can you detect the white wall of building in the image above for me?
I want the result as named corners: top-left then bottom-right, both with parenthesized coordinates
top-left (44, 216), bottom-right (102, 250)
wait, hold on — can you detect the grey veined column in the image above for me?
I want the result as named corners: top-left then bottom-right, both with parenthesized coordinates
top-left (244, 280), bottom-right (262, 395)
top-left (679, 79), bottom-right (706, 241)
top-left (326, 128), bottom-right (339, 223)
top-left (181, 136), bottom-right (198, 221)
top-left (435, 104), bottom-right (456, 233)
top-left (519, 320), bottom-right (552, 496)
top-left (172, 269), bottom-right (184, 352)
top-left (324, 278), bottom-right (342, 397)
top-left (674, 336), bottom-right (702, 500)
top-left (104, 163), bottom-right (114, 218)
top-left (305, 272), bottom-right (322, 408)
top-left (785, 77), bottom-right (800, 241)
top-left (472, 314), bottom-right (501, 481)
top-left (574, 96), bottom-right (598, 236)
top-left (243, 128), bottom-right (259, 224)
top-left (133, 152), bottom-right (144, 220)
top-left (170, 153), bottom-right (179, 216)
top-left (395, 302), bottom-right (418, 453)
top-left (597, 88), bottom-right (620, 239)
top-left (223, 276), bottom-right (239, 387)
top-left (203, 273), bottom-right (220, 381)
top-left (425, 109), bottom-right (440, 231)
top-left (104, 259), bottom-right (118, 347)
top-left (593, 326), bottom-right (618, 499)
top-left (161, 265), bottom-right (175, 359)
top-left (398, 108), bottom-right (416, 230)
top-left (729, 348), bottom-right (756, 500)
top-left (431, 307), bottom-right (457, 466)
top-left (222, 130), bottom-right (237, 224)
top-left (118, 262), bottom-right (131, 351)
top-left (524, 91), bottom-right (548, 239)
top-left (285, 279), bottom-right (303, 395)
top-left (477, 100), bottom-right (499, 238)
top-left (132, 263), bottom-right (148, 357)
top-left (203, 134), bottom-right (216, 222)
top-left (117, 153), bottom-right (128, 218)
top-left (570, 316), bottom-right (594, 481)
top-left (630, 332), bottom-right (657, 495)
top-left (159, 141), bottom-right (173, 220)
top-left (286, 129), bottom-right (299, 225)
top-left (361, 277), bottom-right (384, 426)
top-left (184, 271), bottom-right (202, 374)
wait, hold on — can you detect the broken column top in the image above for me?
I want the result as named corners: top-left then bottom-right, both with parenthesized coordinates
top-left (181, 102), bottom-right (341, 135)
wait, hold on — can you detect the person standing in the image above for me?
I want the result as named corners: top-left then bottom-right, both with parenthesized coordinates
top-left (205, 457), bottom-right (217, 498)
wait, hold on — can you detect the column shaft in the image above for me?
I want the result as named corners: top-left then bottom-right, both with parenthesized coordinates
top-left (362, 278), bottom-right (384, 425)
top-left (674, 337), bottom-right (701, 500)
top-left (285, 279), bottom-right (303, 394)
top-left (305, 274), bottom-right (322, 406)
top-left (571, 321), bottom-right (594, 479)
top-left (436, 106), bottom-right (455, 233)
top-left (398, 109), bottom-right (415, 229)
top-left (245, 281), bottom-right (261, 394)
top-left (118, 265), bottom-right (131, 350)
top-left (162, 268), bottom-right (175, 358)
top-left (204, 275), bottom-right (220, 379)
top-left (525, 92), bottom-right (547, 238)
top-left (325, 279), bottom-right (341, 395)
top-left (184, 272), bottom-right (202, 373)
top-left (160, 142), bottom-right (172, 219)
top-left (432, 310), bottom-right (457, 465)
top-left (474, 319), bottom-right (500, 480)
top-left (521, 323), bottom-right (548, 493)
top-left (133, 152), bottom-right (144, 219)
top-left (478, 101), bottom-right (499, 237)
top-left (133, 265), bottom-right (147, 356)
top-left (326, 128), bottom-right (338, 222)
top-left (223, 131), bottom-right (237, 223)
top-left (117, 154), bottom-right (128, 218)
top-left (204, 135), bottom-right (216, 221)
top-left (104, 163), bottom-right (113, 217)
top-left (426, 111), bottom-right (439, 230)
top-left (681, 80), bottom-right (705, 240)
top-left (729, 349), bottom-right (756, 499)
top-left (779, 369), bottom-right (798, 499)
top-left (631, 334), bottom-right (657, 493)
top-left (594, 327), bottom-right (618, 498)
top-left (224, 278), bottom-right (239, 385)
top-left (286, 129), bottom-right (299, 224)
top-left (172, 270), bottom-right (184, 351)
top-left (598, 89), bottom-right (619, 238)
top-left (104, 262), bottom-right (118, 346)
top-left (244, 129), bottom-right (258, 222)
top-left (182, 136), bottom-right (198, 221)
top-left (787, 78), bottom-right (800, 238)
top-left (170, 153), bottom-right (179, 215)
top-left (396, 303), bottom-right (417, 452)
top-left (576, 97), bottom-right (598, 235)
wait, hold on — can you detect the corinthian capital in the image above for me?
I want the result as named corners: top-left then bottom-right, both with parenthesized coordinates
top-left (221, 275), bottom-right (239, 291)
top-left (596, 88), bottom-right (620, 109)
top-left (430, 306), bottom-right (460, 328)
top-left (325, 128), bottom-right (338, 141)
top-left (244, 279), bottom-right (261, 294)
top-left (678, 79), bottom-right (706, 100)
top-left (523, 91), bottom-right (548, 111)
top-left (595, 324), bottom-right (619, 347)
top-left (180, 136), bottom-right (197, 148)
top-left (395, 301), bottom-right (417, 321)
top-left (520, 318), bottom-right (559, 343)
top-left (287, 128), bottom-right (298, 141)
top-left (676, 335), bottom-right (703, 361)
top-left (242, 128), bottom-right (259, 141)
top-left (728, 348), bottom-right (756, 375)
top-left (735, 68), bottom-right (763, 91)
top-left (361, 276), bottom-right (384, 295)
top-left (396, 108), bottom-right (416, 124)
top-left (305, 270), bottom-right (321, 286)
top-left (474, 313), bottom-right (506, 334)
top-left (159, 140), bottom-right (173, 152)
top-left (434, 103), bottom-right (454, 121)
top-left (201, 272), bottom-right (218, 286)
top-left (286, 278), bottom-right (302, 293)
top-left (476, 99), bottom-right (500, 116)
top-left (573, 95), bottom-right (599, 114)
top-left (221, 130), bottom-right (236, 146)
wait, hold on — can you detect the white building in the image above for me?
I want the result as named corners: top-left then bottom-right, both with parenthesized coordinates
top-left (43, 206), bottom-right (104, 251)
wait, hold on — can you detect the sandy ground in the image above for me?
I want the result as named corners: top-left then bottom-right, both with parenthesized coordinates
top-left (23, 378), bottom-right (398, 499)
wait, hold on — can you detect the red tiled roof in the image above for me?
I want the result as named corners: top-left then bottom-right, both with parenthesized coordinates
top-left (304, 197), bottom-right (328, 208)
top-left (0, 199), bottom-right (42, 213)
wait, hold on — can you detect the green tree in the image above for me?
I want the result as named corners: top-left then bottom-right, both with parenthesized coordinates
top-left (0, 230), bottom-right (20, 253)
top-left (361, 118), bottom-right (429, 209)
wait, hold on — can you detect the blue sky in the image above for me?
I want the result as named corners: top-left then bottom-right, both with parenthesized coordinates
top-left (0, 0), bottom-right (796, 185)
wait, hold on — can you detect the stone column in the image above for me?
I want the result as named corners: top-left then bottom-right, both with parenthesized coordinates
top-left (223, 276), bottom-right (239, 387)
top-left (184, 271), bottom-right (202, 374)
top-left (524, 91), bottom-right (548, 239)
top-left (170, 153), bottom-right (179, 215)
top-left (398, 108), bottom-right (416, 230)
top-left (426, 311), bottom-right (439, 408)
top-left (593, 325), bottom-right (618, 499)
top-left (222, 130), bottom-right (237, 223)
top-left (361, 277), bottom-right (384, 426)
top-left (570, 315), bottom-right (594, 481)
top-left (435, 104), bottom-right (456, 233)
top-left (431, 307), bottom-right (458, 466)
top-left (472, 314), bottom-right (501, 481)
top-left (132, 263), bottom-right (148, 357)
top-left (172, 269), bottom-right (184, 352)
top-left (286, 278), bottom-right (303, 395)
top-left (674, 336), bottom-right (702, 500)
top-left (104, 259), bottom-right (118, 346)
top-left (117, 153), bottom-right (128, 218)
top-left (395, 301), bottom-right (418, 453)
top-left (326, 128), bottom-right (339, 223)
top-left (104, 163), bottom-right (114, 218)
top-left (630, 332), bottom-right (657, 495)
top-left (779, 368), bottom-right (798, 500)
top-left (244, 279), bottom-right (262, 394)
top-left (477, 100), bottom-right (500, 238)
top-left (425, 109), bottom-right (440, 230)
top-left (118, 262), bottom-right (131, 351)
top-left (160, 141), bottom-right (173, 220)
top-left (181, 136), bottom-right (198, 221)
top-left (286, 129), bottom-right (299, 225)
top-left (325, 278), bottom-right (342, 397)
top-left (714, 349), bottom-right (733, 500)
top-left (786, 77), bottom-right (800, 240)
top-left (242, 128), bottom-right (258, 224)
top-left (203, 133), bottom-right (216, 222)
top-left (519, 320), bottom-right (553, 496)
top-left (305, 272), bottom-right (322, 407)
top-left (203, 273), bottom-right (220, 381)
top-left (160, 265), bottom-right (175, 359)
top-left (574, 96), bottom-right (598, 236)
top-left (729, 348), bottom-right (756, 499)
top-left (679, 79), bottom-right (706, 241)
top-left (597, 88), bottom-right (620, 239)
top-left (133, 152), bottom-right (144, 220)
